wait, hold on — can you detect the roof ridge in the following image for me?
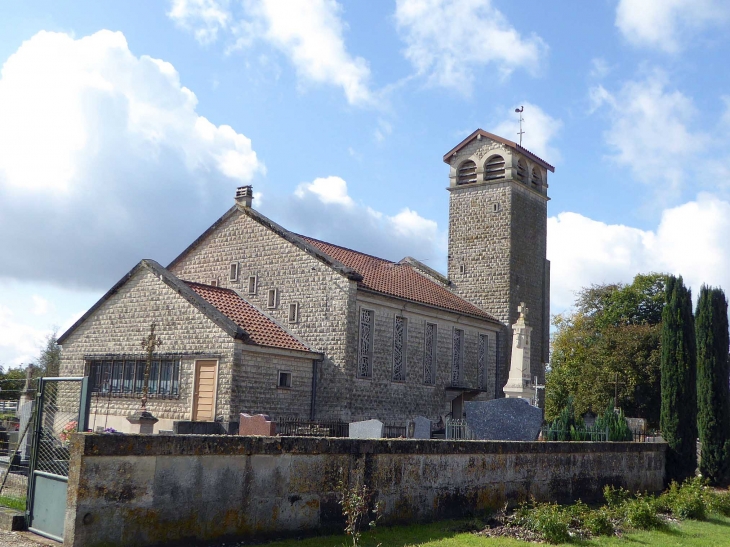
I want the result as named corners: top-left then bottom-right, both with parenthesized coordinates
top-left (296, 234), bottom-right (394, 265)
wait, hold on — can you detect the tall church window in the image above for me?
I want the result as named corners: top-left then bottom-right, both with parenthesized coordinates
top-left (358, 308), bottom-right (374, 378)
top-left (423, 322), bottom-right (437, 385)
top-left (478, 334), bottom-right (488, 390)
top-left (392, 316), bottom-right (407, 382)
top-left (485, 155), bottom-right (506, 181)
top-left (451, 328), bottom-right (464, 387)
top-left (457, 160), bottom-right (477, 185)
top-left (531, 167), bottom-right (542, 190)
top-left (516, 159), bottom-right (527, 182)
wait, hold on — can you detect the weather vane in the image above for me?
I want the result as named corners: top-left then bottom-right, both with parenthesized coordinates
top-left (515, 106), bottom-right (524, 146)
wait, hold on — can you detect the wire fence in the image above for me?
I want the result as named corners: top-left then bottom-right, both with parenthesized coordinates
top-left (0, 378), bottom-right (35, 505)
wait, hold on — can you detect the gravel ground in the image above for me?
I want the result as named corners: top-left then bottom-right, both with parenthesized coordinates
top-left (0, 531), bottom-right (58, 546)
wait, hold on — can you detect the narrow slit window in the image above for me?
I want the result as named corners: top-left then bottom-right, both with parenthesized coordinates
top-left (248, 275), bottom-right (257, 294)
top-left (288, 302), bottom-right (298, 323)
top-left (459, 263), bottom-right (466, 275)
top-left (229, 262), bottom-right (239, 282)
top-left (267, 288), bottom-right (278, 309)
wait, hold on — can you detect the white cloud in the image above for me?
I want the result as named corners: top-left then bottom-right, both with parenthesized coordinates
top-left (0, 306), bottom-right (48, 366)
top-left (589, 70), bottom-right (707, 197)
top-left (374, 118), bottom-right (392, 143)
top-left (170, 0), bottom-right (373, 106)
top-left (548, 193), bottom-right (730, 311)
top-left (294, 176), bottom-right (354, 207)
top-left (168, 0), bottom-right (231, 44)
top-left (589, 58), bottom-right (611, 80)
top-left (490, 102), bottom-right (562, 163)
top-left (31, 296), bottom-right (50, 316)
top-left (269, 176), bottom-right (447, 269)
top-left (0, 30), bottom-right (264, 288)
top-left (615, 0), bottom-right (728, 53)
top-left (394, 0), bottom-right (547, 93)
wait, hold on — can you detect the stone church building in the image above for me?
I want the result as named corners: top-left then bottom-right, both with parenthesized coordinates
top-left (58, 130), bottom-right (553, 433)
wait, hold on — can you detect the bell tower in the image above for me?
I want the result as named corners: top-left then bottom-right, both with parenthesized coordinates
top-left (444, 129), bottom-right (553, 399)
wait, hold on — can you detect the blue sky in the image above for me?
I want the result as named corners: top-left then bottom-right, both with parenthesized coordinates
top-left (2, 0), bottom-right (730, 367)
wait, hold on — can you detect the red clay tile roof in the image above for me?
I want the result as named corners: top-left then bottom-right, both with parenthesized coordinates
top-left (186, 282), bottom-right (311, 352)
top-left (298, 236), bottom-right (498, 322)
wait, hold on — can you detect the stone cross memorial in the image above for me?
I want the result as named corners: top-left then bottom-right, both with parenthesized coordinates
top-left (349, 419), bottom-right (384, 439)
top-left (503, 302), bottom-right (537, 402)
top-left (465, 399), bottom-right (543, 441)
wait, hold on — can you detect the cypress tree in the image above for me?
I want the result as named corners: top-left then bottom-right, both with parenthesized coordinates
top-left (695, 285), bottom-right (730, 485)
top-left (661, 275), bottom-right (698, 483)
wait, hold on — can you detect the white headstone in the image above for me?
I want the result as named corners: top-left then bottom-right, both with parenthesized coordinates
top-left (503, 302), bottom-right (536, 402)
top-left (348, 419), bottom-right (384, 439)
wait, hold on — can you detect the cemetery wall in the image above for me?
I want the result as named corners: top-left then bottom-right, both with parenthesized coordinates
top-left (64, 434), bottom-right (666, 547)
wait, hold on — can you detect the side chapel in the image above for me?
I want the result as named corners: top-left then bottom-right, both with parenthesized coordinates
top-left (57, 130), bottom-right (553, 433)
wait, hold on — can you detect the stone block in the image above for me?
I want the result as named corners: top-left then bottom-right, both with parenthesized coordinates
top-left (239, 413), bottom-right (276, 436)
top-left (465, 399), bottom-right (542, 441)
top-left (411, 416), bottom-right (432, 439)
top-left (348, 419), bottom-right (383, 439)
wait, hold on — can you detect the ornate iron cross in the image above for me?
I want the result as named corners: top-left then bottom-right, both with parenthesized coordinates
top-left (140, 323), bottom-right (163, 412)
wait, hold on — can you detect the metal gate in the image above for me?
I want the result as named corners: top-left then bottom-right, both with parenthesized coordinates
top-left (27, 377), bottom-right (90, 542)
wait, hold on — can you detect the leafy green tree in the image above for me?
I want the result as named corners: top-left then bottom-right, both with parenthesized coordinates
top-left (37, 331), bottom-right (61, 377)
top-left (695, 285), bottom-right (730, 485)
top-left (661, 275), bottom-right (698, 484)
top-left (546, 273), bottom-right (666, 426)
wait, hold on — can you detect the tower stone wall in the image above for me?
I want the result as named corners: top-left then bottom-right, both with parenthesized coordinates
top-left (446, 132), bottom-right (551, 397)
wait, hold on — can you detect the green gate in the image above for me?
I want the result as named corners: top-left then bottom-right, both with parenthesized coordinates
top-left (27, 377), bottom-right (91, 542)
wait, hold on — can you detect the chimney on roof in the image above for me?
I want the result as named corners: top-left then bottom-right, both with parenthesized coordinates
top-left (235, 185), bottom-right (254, 208)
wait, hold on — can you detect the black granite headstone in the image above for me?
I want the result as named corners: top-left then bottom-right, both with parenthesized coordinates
top-left (464, 399), bottom-right (543, 441)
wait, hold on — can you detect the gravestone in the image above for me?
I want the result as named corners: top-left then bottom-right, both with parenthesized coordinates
top-left (412, 416), bottom-right (432, 439)
top-left (465, 399), bottom-right (543, 441)
top-left (238, 413), bottom-right (276, 436)
top-left (348, 419), bottom-right (383, 439)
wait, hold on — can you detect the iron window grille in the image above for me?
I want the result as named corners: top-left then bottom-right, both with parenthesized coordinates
top-left (86, 357), bottom-right (181, 399)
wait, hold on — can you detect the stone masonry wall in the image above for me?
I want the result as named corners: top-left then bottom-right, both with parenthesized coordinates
top-left (168, 206), bottom-right (359, 421)
top-left (233, 347), bottom-right (314, 420)
top-left (355, 293), bottom-right (498, 422)
top-left (59, 267), bottom-right (236, 432)
top-left (65, 434), bottom-right (667, 547)
top-left (510, 185), bottom-right (548, 385)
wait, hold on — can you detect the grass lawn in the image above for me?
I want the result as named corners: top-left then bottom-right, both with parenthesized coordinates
top-left (0, 495), bottom-right (25, 512)
top-left (261, 516), bottom-right (730, 547)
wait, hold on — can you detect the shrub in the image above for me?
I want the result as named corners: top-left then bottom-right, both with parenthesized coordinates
top-left (660, 478), bottom-right (708, 520)
top-left (707, 489), bottom-right (730, 517)
top-left (622, 496), bottom-right (662, 530)
top-left (603, 485), bottom-right (631, 508)
top-left (513, 502), bottom-right (571, 544)
top-left (530, 504), bottom-right (571, 544)
top-left (584, 508), bottom-right (614, 536)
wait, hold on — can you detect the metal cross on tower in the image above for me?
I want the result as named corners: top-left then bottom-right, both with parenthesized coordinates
top-left (515, 106), bottom-right (525, 146)
top-left (140, 323), bottom-right (163, 412)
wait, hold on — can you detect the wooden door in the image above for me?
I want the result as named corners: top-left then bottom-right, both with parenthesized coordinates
top-left (193, 360), bottom-right (217, 421)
